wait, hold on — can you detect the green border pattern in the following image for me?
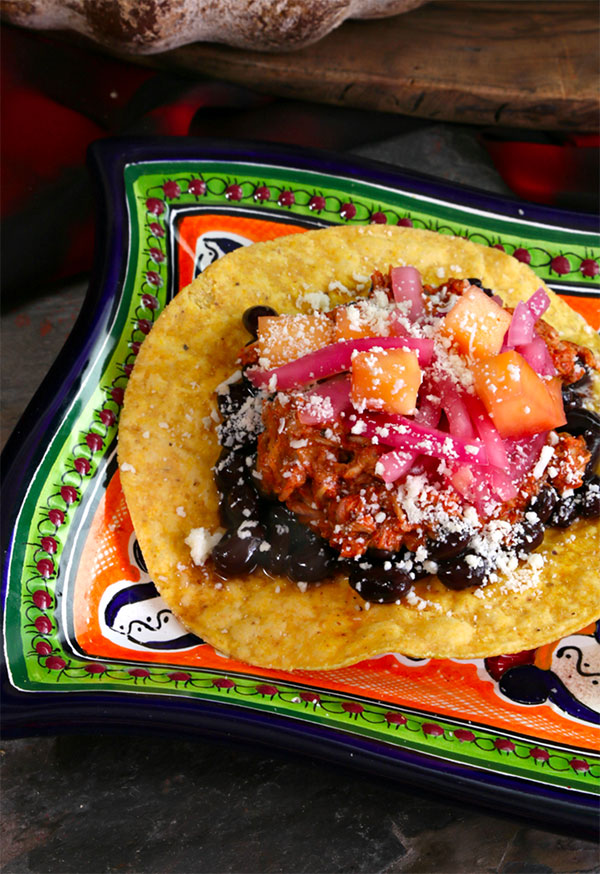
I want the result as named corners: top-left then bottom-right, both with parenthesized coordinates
top-left (4, 160), bottom-right (600, 794)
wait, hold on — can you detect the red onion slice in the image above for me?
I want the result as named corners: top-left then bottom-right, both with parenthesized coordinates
top-left (506, 300), bottom-right (536, 347)
top-left (376, 449), bottom-right (419, 483)
top-left (514, 337), bottom-right (556, 376)
top-left (527, 287), bottom-right (550, 321)
top-left (464, 395), bottom-right (509, 469)
top-left (297, 375), bottom-right (352, 425)
top-left (390, 266), bottom-right (424, 320)
top-left (247, 336), bottom-right (433, 390)
top-left (357, 413), bottom-right (488, 466)
top-left (433, 374), bottom-right (475, 440)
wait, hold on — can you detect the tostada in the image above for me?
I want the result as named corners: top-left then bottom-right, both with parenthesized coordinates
top-left (118, 226), bottom-right (600, 670)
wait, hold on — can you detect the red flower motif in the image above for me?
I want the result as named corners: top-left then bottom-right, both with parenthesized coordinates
top-left (33, 589), bottom-right (53, 609)
top-left (580, 258), bottom-right (599, 278)
top-left (256, 684), bottom-right (279, 696)
top-left (85, 663), bottom-right (107, 674)
top-left (397, 217), bottom-right (413, 227)
top-left (60, 485), bottom-right (79, 504)
top-left (530, 747), bottom-right (549, 762)
top-left (145, 273), bottom-right (163, 289)
top-left (35, 615), bottom-right (53, 634)
top-left (570, 758), bottom-right (590, 772)
top-left (423, 722), bottom-right (444, 737)
top-left (340, 202), bottom-right (356, 220)
top-left (341, 702), bottom-right (364, 714)
top-left (169, 671), bottom-right (192, 683)
top-left (137, 319), bottom-right (152, 335)
top-left (163, 180), bottom-right (181, 199)
top-left (370, 211), bottom-right (387, 224)
top-left (225, 184), bottom-right (244, 201)
top-left (99, 408), bottom-right (116, 427)
top-left (385, 712), bottom-right (407, 725)
top-left (129, 668), bottom-right (150, 679)
top-left (145, 198), bottom-right (165, 216)
top-left (40, 537), bottom-right (57, 555)
top-left (551, 255), bottom-right (571, 275)
top-left (299, 691), bottom-right (321, 704)
top-left (46, 656), bottom-right (66, 671)
top-left (309, 195), bottom-right (326, 212)
top-left (454, 729), bottom-right (475, 743)
top-left (254, 185), bottom-right (271, 202)
top-left (36, 640), bottom-right (53, 656)
top-left (111, 387), bottom-right (125, 406)
top-left (74, 457), bottom-right (91, 475)
top-left (149, 222), bottom-right (165, 237)
top-left (36, 559), bottom-right (54, 579)
top-left (213, 678), bottom-right (235, 689)
top-left (188, 178), bottom-right (207, 196)
top-left (149, 248), bottom-right (165, 263)
top-left (494, 738), bottom-right (515, 753)
top-left (48, 509), bottom-right (65, 526)
top-left (513, 248), bottom-right (531, 264)
top-left (86, 433), bottom-right (103, 453)
top-left (278, 190), bottom-right (295, 207)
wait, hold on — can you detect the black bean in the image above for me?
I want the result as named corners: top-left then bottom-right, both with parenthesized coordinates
top-left (261, 504), bottom-right (293, 575)
top-left (528, 486), bottom-right (559, 524)
top-left (211, 529), bottom-right (263, 576)
top-left (349, 565), bottom-right (412, 603)
top-left (549, 495), bottom-right (580, 529)
top-left (426, 530), bottom-right (472, 561)
top-left (217, 377), bottom-right (257, 418)
top-left (558, 407), bottom-right (600, 437)
top-left (467, 278), bottom-right (493, 297)
top-left (581, 475), bottom-right (600, 519)
top-left (219, 481), bottom-right (260, 527)
top-left (242, 305), bottom-right (278, 338)
top-left (214, 448), bottom-right (250, 492)
top-left (287, 543), bottom-right (336, 583)
top-left (512, 520), bottom-right (545, 555)
top-left (583, 429), bottom-right (600, 478)
top-left (436, 555), bottom-right (488, 590)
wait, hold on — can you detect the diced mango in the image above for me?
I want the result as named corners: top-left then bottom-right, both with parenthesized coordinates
top-left (441, 286), bottom-right (511, 359)
top-left (472, 350), bottom-right (566, 438)
top-left (257, 313), bottom-right (334, 368)
top-left (351, 348), bottom-right (421, 415)
top-left (333, 305), bottom-right (377, 341)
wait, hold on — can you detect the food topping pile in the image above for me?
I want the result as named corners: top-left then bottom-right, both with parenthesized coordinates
top-left (203, 268), bottom-right (599, 603)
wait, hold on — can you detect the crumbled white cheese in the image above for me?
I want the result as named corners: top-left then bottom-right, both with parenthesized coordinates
top-left (120, 462), bottom-right (136, 473)
top-left (185, 527), bottom-right (223, 565)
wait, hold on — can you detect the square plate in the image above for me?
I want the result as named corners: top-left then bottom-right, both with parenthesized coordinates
top-left (2, 138), bottom-right (599, 837)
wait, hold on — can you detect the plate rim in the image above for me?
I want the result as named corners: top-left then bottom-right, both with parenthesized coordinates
top-left (2, 136), bottom-right (599, 839)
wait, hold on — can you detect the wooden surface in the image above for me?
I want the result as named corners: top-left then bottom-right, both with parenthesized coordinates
top-left (131, 1), bottom-right (599, 130)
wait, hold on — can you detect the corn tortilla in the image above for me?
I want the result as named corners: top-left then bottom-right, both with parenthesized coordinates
top-left (118, 226), bottom-right (600, 671)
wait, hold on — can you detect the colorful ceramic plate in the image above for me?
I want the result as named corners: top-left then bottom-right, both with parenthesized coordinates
top-left (3, 138), bottom-right (599, 837)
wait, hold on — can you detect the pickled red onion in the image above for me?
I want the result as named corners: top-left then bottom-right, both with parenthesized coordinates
top-left (247, 336), bottom-right (433, 390)
top-left (357, 413), bottom-right (488, 465)
top-left (390, 266), bottom-right (424, 320)
top-left (527, 288), bottom-right (550, 321)
top-left (297, 375), bottom-right (351, 425)
top-left (515, 337), bottom-right (556, 376)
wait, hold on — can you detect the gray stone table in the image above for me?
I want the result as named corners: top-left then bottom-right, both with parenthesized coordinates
top-left (2, 125), bottom-right (598, 874)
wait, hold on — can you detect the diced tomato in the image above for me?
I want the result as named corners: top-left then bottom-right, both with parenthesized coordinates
top-left (351, 348), bottom-right (421, 415)
top-left (257, 313), bottom-right (334, 368)
top-left (441, 286), bottom-right (512, 359)
top-left (472, 350), bottom-right (567, 438)
top-left (333, 305), bottom-right (377, 341)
